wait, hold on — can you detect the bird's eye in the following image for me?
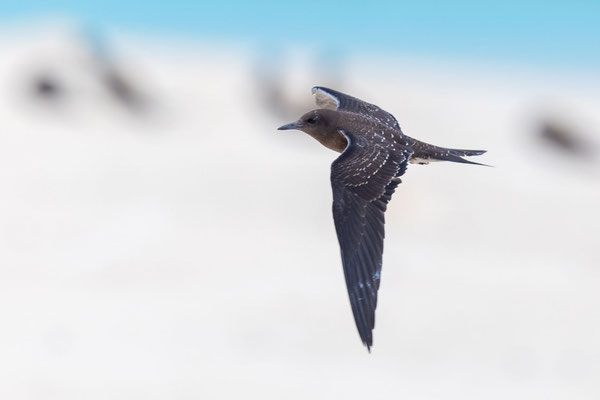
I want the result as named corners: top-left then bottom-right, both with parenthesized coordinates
top-left (307, 117), bottom-right (318, 124)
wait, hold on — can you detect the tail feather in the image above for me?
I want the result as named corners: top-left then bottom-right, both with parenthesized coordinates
top-left (449, 149), bottom-right (487, 157)
top-left (446, 148), bottom-right (491, 166)
top-left (410, 139), bottom-right (489, 166)
top-left (443, 153), bottom-right (490, 166)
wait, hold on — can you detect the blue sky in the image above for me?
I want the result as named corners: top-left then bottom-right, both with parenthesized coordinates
top-left (1, 1), bottom-right (599, 69)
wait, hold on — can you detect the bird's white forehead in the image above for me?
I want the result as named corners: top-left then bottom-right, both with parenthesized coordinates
top-left (312, 87), bottom-right (339, 110)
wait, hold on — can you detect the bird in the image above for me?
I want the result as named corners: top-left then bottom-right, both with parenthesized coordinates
top-left (278, 87), bottom-right (487, 351)
top-left (538, 119), bottom-right (596, 160)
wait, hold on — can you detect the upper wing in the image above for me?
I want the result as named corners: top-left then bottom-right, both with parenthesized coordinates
top-left (313, 86), bottom-right (402, 131)
top-left (331, 130), bottom-right (409, 350)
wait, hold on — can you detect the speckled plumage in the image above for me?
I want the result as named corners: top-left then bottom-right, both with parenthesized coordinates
top-left (278, 87), bottom-right (486, 351)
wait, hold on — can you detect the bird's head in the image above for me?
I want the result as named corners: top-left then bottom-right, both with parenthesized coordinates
top-left (278, 109), bottom-right (346, 152)
top-left (277, 109), bottom-right (336, 135)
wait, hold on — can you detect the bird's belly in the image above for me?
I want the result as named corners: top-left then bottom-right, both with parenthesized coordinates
top-left (409, 156), bottom-right (441, 165)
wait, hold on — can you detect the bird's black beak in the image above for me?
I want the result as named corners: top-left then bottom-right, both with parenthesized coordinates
top-left (277, 121), bottom-right (304, 131)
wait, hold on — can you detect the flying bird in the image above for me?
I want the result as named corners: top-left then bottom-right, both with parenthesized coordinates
top-left (538, 119), bottom-right (596, 160)
top-left (278, 87), bottom-right (487, 351)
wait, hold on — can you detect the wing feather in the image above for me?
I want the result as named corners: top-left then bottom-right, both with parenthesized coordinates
top-left (331, 130), bottom-right (409, 350)
top-left (313, 86), bottom-right (402, 131)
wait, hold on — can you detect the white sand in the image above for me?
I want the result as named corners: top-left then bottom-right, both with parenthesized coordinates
top-left (0, 24), bottom-right (599, 400)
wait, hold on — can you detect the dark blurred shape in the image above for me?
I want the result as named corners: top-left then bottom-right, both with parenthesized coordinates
top-left (254, 47), bottom-right (345, 121)
top-left (539, 119), bottom-right (596, 160)
top-left (32, 74), bottom-right (63, 100)
top-left (100, 66), bottom-right (148, 113)
top-left (84, 27), bottom-right (151, 114)
top-left (259, 72), bottom-right (305, 120)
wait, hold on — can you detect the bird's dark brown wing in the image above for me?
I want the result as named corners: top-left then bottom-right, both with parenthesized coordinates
top-left (313, 86), bottom-right (402, 131)
top-left (331, 130), bottom-right (409, 350)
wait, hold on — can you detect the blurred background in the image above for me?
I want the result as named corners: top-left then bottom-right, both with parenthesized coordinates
top-left (0, 1), bottom-right (599, 399)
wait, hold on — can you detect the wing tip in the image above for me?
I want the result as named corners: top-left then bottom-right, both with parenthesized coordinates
top-left (364, 339), bottom-right (373, 353)
top-left (312, 86), bottom-right (339, 110)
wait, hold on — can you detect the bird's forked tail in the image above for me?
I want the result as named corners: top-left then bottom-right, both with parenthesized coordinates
top-left (410, 140), bottom-right (489, 166)
top-left (442, 148), bottom-right (489, 166)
